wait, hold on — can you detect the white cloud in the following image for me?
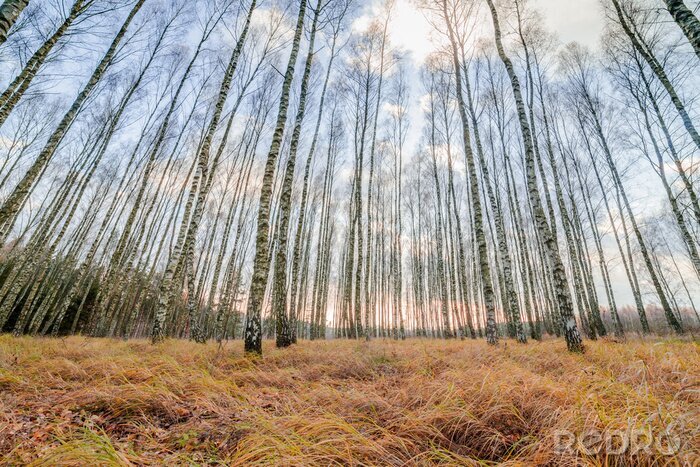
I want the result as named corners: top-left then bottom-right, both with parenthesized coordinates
top-left (352, 0), bottom-right (434, 66)
top-left (387, 0), bottom-right (434, 64)
top-left (531, 0), bottom-right (604, 49)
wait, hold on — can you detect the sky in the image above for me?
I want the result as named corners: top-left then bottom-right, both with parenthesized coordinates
top-left (353, 0), bottom-right (605, 68)
top-left (531, 0), bottom-right (604, 50)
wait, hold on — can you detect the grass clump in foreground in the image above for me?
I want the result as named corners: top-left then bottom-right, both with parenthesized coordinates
top-left (0, 336), bottom-right (698, 465)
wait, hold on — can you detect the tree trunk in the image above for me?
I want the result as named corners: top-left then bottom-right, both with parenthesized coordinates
top-left (663, 0), bottom-right (700, 59)
top-left (442, 0), bottom-right (497, 344)
top-left (243, 0), bottom-right (307, 355)
top-left (0, 0), bottom-right (29, 43)
top-left (486, 0), bottom-right (584, 352)
top-left (271, 0), bottom-right (320, 348)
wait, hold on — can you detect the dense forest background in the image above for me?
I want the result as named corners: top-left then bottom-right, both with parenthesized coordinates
top-left (0, 0), bottom-right (698, 354)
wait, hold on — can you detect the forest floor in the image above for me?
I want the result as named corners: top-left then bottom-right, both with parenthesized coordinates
top-left (0, 336), bottom-right (698, 466)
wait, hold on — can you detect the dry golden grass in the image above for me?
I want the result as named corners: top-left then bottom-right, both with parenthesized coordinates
top-left (0, 335), bottom-right (698, 466)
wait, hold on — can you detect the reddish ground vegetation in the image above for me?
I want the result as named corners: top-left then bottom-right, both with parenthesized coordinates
top-left (0, 336), bottom-right (698, 465)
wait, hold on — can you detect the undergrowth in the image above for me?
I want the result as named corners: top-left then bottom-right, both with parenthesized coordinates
top-left (0, 336), bottom-right (698, 465)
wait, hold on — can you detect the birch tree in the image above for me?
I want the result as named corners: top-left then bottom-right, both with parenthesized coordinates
top-left (244, 0), bottom-right (307, 355)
